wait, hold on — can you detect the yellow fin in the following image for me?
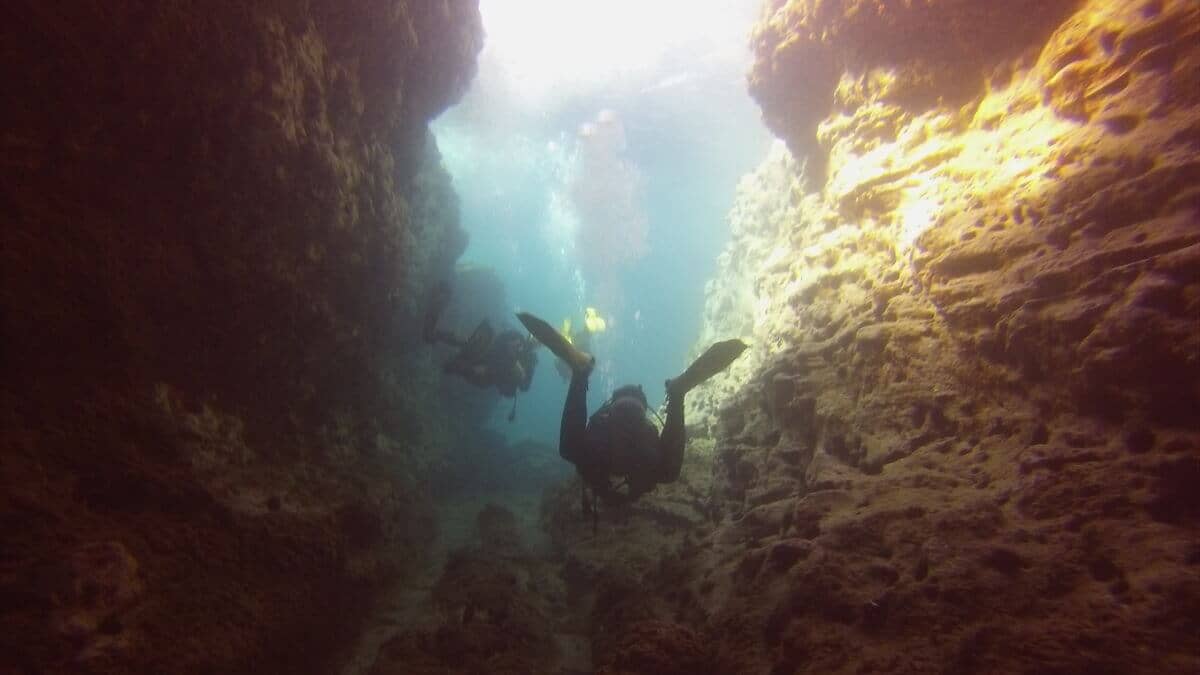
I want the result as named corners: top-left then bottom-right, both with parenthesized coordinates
top-left (517, 312), bottom-right (594, 374)
top-left (584, 307), bottom-right (607, 333)
top-left (561, 318), bottom-right (574, 344)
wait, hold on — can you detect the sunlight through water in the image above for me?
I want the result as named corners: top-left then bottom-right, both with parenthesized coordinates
top-left (432, 0), bottom-right (772, 441)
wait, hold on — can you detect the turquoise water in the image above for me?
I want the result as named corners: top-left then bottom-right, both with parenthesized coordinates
top-left (431, 1), bottom-right (771, 445)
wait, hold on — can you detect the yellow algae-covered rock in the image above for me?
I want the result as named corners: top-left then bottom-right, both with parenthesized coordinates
top-left (750, 0), bottom-right (1081, 172)
top-left (742, 0), bottom-right (1200, 425)
top-left (677, 1), bottom-right (1200, 673)
top-left (912, 0), bottom-right (1200, 422)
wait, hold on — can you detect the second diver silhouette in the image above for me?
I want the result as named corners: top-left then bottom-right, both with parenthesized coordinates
top-left (423, 281), bottom-right (539, 422)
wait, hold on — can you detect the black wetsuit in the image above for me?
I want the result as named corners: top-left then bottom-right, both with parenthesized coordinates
top-left (427, 300), bottom-right (537, 398)
top-left (488, 329), bottom-right (537, 397)
top-left (560, 370), bottom-right (686, 505)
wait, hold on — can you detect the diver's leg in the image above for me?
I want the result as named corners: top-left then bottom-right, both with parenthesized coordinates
top-left (518, 311), bottom-right (594, 463)
top-left (657, 389), bottom-right (686, 483)
top-left (560, 370), bottom-right (589, 464)
top-left (653, 341), bottom-right (749, 483)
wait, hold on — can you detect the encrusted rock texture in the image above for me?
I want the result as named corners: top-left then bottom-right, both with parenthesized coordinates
top-left (677, 0), bottom-right (1200, 673)
top-left (1, 2), bottom-right (481, 673)
top-left (368, 503), bottom-right (566, 675)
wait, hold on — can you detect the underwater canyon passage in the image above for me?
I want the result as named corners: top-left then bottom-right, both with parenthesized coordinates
top-left (2, 1), bottom-right (1199, 674)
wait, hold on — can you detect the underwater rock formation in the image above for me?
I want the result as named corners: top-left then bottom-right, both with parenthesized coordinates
top-left (749, 0), bottom-right (1082, 178)
top-left (678, 0), bottom-right (1200, 673)
top-left (1, 1), bottom-right (481, 673)
top-left (368, 504), bottom-right (564, 675)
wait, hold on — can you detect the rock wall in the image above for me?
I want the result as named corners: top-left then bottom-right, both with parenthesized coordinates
top-left (1, 2), bottom-right (481, 673)
top-left (748, 0), bottom-right (1082, 179)
top-left (675, 0), bottom-right (1199, 672)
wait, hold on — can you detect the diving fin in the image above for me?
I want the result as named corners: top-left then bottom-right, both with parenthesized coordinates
top-left (667, 339), bottom-right (749, 398)
top-left (516, 312), bottom-right (594, 375)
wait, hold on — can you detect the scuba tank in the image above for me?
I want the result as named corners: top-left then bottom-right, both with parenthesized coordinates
top-left (583, 385), bottom-right (662, 502)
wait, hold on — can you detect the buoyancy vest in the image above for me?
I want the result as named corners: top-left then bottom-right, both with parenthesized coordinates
top-left (585, 387), bottom-right (660, 482)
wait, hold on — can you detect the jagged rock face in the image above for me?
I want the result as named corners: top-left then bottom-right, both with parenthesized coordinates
top-left (369, 504), bottom-right (564, 675)
top-left (679, 1), bottom-right (1199, 673)
top-left (5, 1), bottom-right (479, 429)
top-left (1, 2), bottom-right (481, 673)
top-left (750, 0), bottom-right (1081, 176)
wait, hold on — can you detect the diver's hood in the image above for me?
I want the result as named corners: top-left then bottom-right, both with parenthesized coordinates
top-left (610, 384), bottom-right (648, 408)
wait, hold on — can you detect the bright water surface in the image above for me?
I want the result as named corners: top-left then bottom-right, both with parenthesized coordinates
top-left (432, 0), bottom-right (773, 445)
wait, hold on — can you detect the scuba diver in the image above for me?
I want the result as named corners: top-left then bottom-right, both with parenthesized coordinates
top-left (516, 311), bottom-right (747, 516)
top-left (424, 281), bottom-right (539, 420)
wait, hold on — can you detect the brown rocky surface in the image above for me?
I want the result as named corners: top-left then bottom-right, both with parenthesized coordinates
top-left (2, 2), bottom-right (482, 673)
top-left (749, 0), bottom-right (1083, 177)
top-left (569, 0), bottom-right (1200, 673)
top-left (366, 503), bottom-right (568, 675)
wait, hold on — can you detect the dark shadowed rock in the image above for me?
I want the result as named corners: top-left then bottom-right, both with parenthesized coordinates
top-left (0, 1), bottom-right (483, 672)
